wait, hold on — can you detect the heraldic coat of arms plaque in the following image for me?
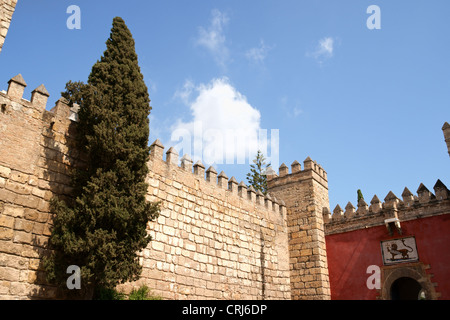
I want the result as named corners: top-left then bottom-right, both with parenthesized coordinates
top-left (381, 236), bottom-right (419, 265)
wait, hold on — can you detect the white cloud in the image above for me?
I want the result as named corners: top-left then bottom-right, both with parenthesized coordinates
top-left (279, 95), bottom-right (303, 118)
top-left (196, 9), bottom-right (230, 68)
top-left (318, 37), bottom-right (334, 57)
top-left (292, 107), bottom-right (303, 117)
top-left (245, 39), bottom-right (272, 64)
top-left (307, 37), bottom-right (335, 64)
top-left (170, 78), bottom-right (271, 167)
top-left (173, 79), bottom-right (195, 106)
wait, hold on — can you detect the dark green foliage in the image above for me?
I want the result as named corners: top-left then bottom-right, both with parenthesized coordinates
top-left (128, 285), bottom-right (162, 300)
top-left (44, 17), bottom-right (160, 298)
top-left (357, 189), bottom-right (364, 203)
top-left (93, 287), bottom-right (127, 300)
top-left (246, 150), bottom-right (270, 195)
top-left (92, 285), bottom-right (162, 300)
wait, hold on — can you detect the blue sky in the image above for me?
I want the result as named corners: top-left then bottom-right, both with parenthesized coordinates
top-left (1, 0), bottom-right (449, 211)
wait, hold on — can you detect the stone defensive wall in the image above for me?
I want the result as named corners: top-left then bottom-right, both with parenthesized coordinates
top-left (0, 0), bottom-right (18, 53)
top-left (266, 160), bottom-right (331, 300)
top-left (324, 180), bottom-right (450, 235)
top-left (0, 74), bottom-right (83, 299)
top-left (0, 74), bottom-right (291, 299)
top-left (126, 141), bottom-right (291, 299)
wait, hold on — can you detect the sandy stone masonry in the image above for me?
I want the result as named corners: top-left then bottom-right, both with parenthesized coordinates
top-left (266, 160), bottom-right (331, 300)
top-left (1, 0), bottom-right (449, 301)
top-left (0, 74), bottom-right (293, 299)
top-left (324, 181), bottom-right (450, 235)
top-left (0, 0), bottom-right (18, 53)
top-left (118, 140), bottom-right (291, 299)
top-left (2, 71), bottom-right (445, 300)
top-left (0, 74), bottom-right (81, 299)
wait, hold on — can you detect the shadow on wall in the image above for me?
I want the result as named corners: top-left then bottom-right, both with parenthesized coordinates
top-left (29, 98), bottom-right (82, 299)
top-left (260, 230), bottom-right (266, 300)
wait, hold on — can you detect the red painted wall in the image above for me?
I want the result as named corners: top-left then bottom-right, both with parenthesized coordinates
top-left (325, 214), bottom-right (450, 300)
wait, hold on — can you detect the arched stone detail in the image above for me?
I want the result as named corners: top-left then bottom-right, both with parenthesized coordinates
top-left (380, 262), bottom-right (440, 300)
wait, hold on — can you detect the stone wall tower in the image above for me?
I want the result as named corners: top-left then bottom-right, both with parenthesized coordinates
top-left (267, 158), bottom-right (331, 300)
top-left (443, 122), bottom-right (450, 158)
top-left (0, 0), bottom-right (18, 53)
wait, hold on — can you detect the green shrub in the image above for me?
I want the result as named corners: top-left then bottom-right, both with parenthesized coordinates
top-left (94, 287), bottom-right (126, 300)
top-left (128, 285), bottom-right (163, 300)
top-left (93, 284), bottom-right (162, 300)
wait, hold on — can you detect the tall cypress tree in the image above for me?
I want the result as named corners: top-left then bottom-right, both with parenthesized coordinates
top-left (45, 17), bottom-right (160, 299)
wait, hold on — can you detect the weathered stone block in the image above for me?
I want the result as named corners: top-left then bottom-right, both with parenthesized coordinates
top-left (0, 165), bottom-right (12, 178)
top-left (14, 219), bottom-right (33, 233)
top-left (0, 215), bottom-right (14, 229)
top-left (0, 267), bottom-right (20, 282)
top-left (0, 227), bottom-right (13, 240)
top-left (13, 231), bottom-right (33, 244)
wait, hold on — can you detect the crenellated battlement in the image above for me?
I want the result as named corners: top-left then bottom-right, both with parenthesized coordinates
top-left (0, 74), bottom-right (83, 205)
top-left (324, 180), bottom-right (450, 235)
top-left (148, 139), bottom-right (287, 217)
top-left (266, 157), bottom-right (328, 191)
top-left (0, 74), bottom-right (80, 124)
top-left (265, 157), bottom-right (331, 300)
